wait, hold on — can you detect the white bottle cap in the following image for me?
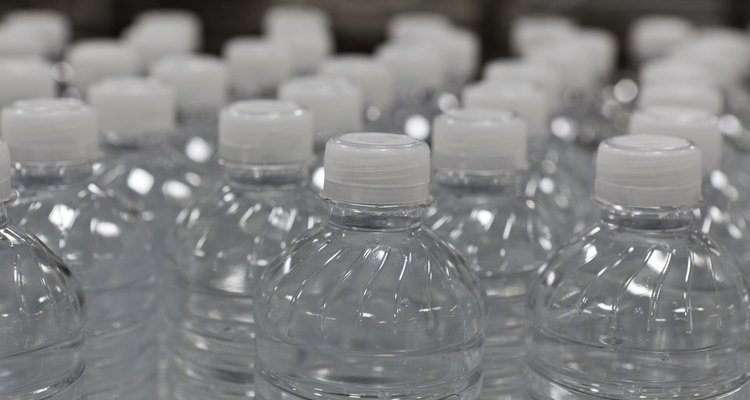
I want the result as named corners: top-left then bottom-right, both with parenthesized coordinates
top-left (269, 30), bottom-right (333, 76)
top-left (278, 76), bottom-right (363, 145)
top-left (595, 135), bottom-right (701, 208)
top-left (150, 55), bottom-right (228, 112)
top-left (387, 12), bottom-right (451, 40)
top-left (323, 133), bottom-right (430, 205)
top-left (66, 39), bottom-right (139, 93)
top-left (639, 58), bottom-right (717, 86)
top-left (0, 141), bottom-right (11, 201)
top-left (0, 25), bottom-right (46, 58)
top-left (483, 59), bottom-right (563, 110)
top-left (669, 34), bottom-right (750, 86)
top-left (376, 42), bottom-right (447, 92)
top-left (223, 37), bottom-right (292, 96)
top-left (638, 81), bottom-right (723, 116)
top-left (510, 15), bottom-right (578, 56)
top-left (433, 108), bottom-right (527, 173)
top-left (219, 100), bottom-right (313, 165)
top-left (122, 23), bottom-right (195, 72)
top-left (134, 9), bottom-right (202, 38)
top-left (88, 77), bottom-right (176, 138)
top-left (263, 5), bottom-right (330, 35)
top-left (629, 15), bottom-right (693, 62)
top-left (462, 80), bottom-right (549, 138)
top-left (318, 55), bottom-right (395, 111)
top-left (629, 104), bottom-right (720, 173)
top-left (576, 28), bottom-right (618, 80)
top-left (0, 58), bottom-right (55, 109)
top-left (1, 98), bottom-right (99, 164)
top-left (3, 9), bottom-right (71, 56)
top-left (524, 41), bottom-right (598, 91)
top-left (436, 28), bottom-right (480, 83)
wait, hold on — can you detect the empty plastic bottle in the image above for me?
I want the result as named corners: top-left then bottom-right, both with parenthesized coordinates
top-left (629, 104), bottom-right (750, 266)
top-left (278, 76), bottom-right (363, 191)
top-left (463, 79), bottom-right (592, 231)
top-left (0, 57), bottom-right (55, 109)
top-left (151, 55), bottom-right (228, 175)
top-left (528, 134), bottom-right (750, 400)
top-left (0, 140), bottom-right (86, 399)
top-left (424, 109), bottom-right (560, 399)
top-left (166, 99), bottom-right (325, 399)
top-left (255, 132), bottom-right (486, 400)
top-left (1, 98), bottom-right (158, 400)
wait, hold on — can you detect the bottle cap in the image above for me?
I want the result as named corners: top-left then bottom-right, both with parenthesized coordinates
top-left (0, 141), bottom-right (11, 201)
top-left (669, 34), bottom-right (750, 86)
top-left (525, 41), bottom-right (599, 91)
top-left (483, 59), bottom-right (563, 110)
top-left (134, 8), bottom-right (202, 41)
top-left (629, 15), bottom-right (693, 62)
top-left (576, 28), bottom-right (618, 80)
top-left (323, 133), bottom-right (430, 205)
top-left (510, 15), bottom-right (578, 56)
top-left (66, 39), bottom-right (139, 93)
top-left (595, 134), bottom-right (701, 208)
top-left (0, 58), bottom-right (55, 109)
top-left (639, 58), bottom-right (717, 85)
top-left (376, 42), bottom-right (447, 91)
top-left (3, 9), bottom-right (71, 56)
top-left (1, 98), bottom-right (99, 164)
top-left (638, 81), bottom-right (723, 116)
top-left (150, 55), bottom-right (228, 112)
top-left (223, 37), bottom-right (293, 96)
top-left (219, 100), bottom-right (313, 165)
top-left (263, 5), bottom-right (330, 35)
top-left (269, 30), bottom-right (332, 76)
top-left (88, 77), bottom-right (176, 138)
top-left (278, 77), bottom-right (363, 145)
top-left (387, 12), bottom-right (451, 40)
top-left (0, 25), bottom-right (46, 58)
top-left (629, 104), bottom-right (720, 173)
top-left (122, 24), bottom-right (195, 72)
top-left (436, 28), bottom-right (480, 83)
top-left (462, 80), bottom-right (549, 137)
top-left (433, 108), bottom-right (527, 172)
top-left (318, 55), bottom-right (395, 110)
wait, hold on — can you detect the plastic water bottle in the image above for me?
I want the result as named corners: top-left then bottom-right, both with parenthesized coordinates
top-left (64, 39), bottom-right (138, 98)
top-left (629, 104), bottom-right (750, 266)
top-left (254, 133), bottom-right (486, 400)
top-left (150, 55), bottom-right (228, 175)
top-left (0, 140), bottom-right (86, 399)
top-left (1, 98), bottom-right (159, 400)
top-left (166, 99), bottom-right (325, 399)
top-left (424, 109), bottom-right (560, 399)
top-left (223, 37), bottom-right (293, 100)
top-left (528, 134), bottom-right (750, 399)
top-left (90, 77), bottom-right (203, 260)
top-left (0, 58), bottom-right (55, 109)
top-left (462, 79), bottom-right (592, 232)
top-left (278, 76), bottom-right (363, 191)
top-left (318, 55), bottom-right (396, 131)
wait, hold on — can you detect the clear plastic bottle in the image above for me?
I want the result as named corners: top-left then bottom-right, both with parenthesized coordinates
top-left (1, 98), bottom-right (158, 400)
top-left (90, 77), bottom-right (204, 263)
top-left (629, 104), bottom-right (750, 268)
top-left (462, 79), bottom-right (592, 232)
top-left (528, 134), bottom-right (750, 400)
top-left (0, 140), bottom-right (86, 399)
top-left (424, 109), bottom-right (560, 399)
top-left (255, 133), bottom-right (486, 400)
top-left (150, 55), bottom-right (228, 176)
top-left (278, 76), bottom-right (363, 191)
top-left (0, 57), bottom-right (55, 109)
top-left (166, 100), bottom-right (325, 399)
top-left (318, 55), bottom-right (396, 132)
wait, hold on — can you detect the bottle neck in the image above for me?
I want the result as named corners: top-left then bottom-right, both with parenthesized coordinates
top-left (327, 201), bottom-right (427, 231)
top-left (434, 168), bottom-right (521, 195)
top-left (221, 160), bottom-right (309, 189)
top-left (102, 130), bottom-right (169, 150)
top-left (0, 201), bottom-right (10, 227)
top-left (598, 202), bottom-right (697, 231)
top-left (13, 161), bottom-right (95, 185)
top-left (178, 108), bottom-right (219, 126)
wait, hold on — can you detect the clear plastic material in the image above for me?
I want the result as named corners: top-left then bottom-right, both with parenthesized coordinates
top-left (166, 163), bottom-right (325, 399)
top-left (0, 202), bottom-right (86, 399)
top-left (9, 162), bottom-right (158, 400)
top-left (255, 201), bottom-right (486, 400)
top-left (425, 171), bottom-right (560, 399)
top-left (528, 204), bottom-right (750, 399)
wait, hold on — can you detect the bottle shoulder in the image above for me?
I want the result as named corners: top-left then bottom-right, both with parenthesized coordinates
top-left (256, 223), bottom-right (486, 352)
top-left (0, 223), bottom-right (84, 356)
top-left (530, 223), bottom-right (750, 350)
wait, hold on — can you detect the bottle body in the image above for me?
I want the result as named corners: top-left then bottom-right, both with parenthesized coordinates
top-left (166, 168), bottom-right (325, 399)
top-left (425, 176), bottom-right (559, 399)
top-left (0, 209), bottom-right (86, 400)
top-left (9, 164), bottom-right (158, 400)
top-left (169, 111), bottom-right (222, 177)
top-left (528, 205), bottom-right (750, 400)
top-left (255, 202), bottom-right (486, 400)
